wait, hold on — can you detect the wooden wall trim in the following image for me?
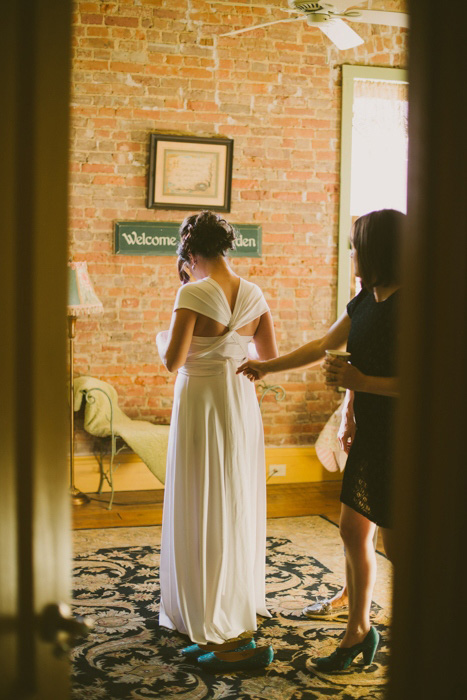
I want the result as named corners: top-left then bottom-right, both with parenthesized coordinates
top-left (75, 446), bottom-right (342, 493)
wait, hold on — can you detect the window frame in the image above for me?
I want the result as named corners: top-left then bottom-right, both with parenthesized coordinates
top-left (337, 64), bottom-right (408, 315)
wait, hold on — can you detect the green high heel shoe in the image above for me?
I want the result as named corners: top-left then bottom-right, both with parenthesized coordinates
top-left (313, 627), bottom-right (380, 672)
top-left (197, 645), bottom-right (274, 672)
top-left (180, 637), bottom-right (255, 660)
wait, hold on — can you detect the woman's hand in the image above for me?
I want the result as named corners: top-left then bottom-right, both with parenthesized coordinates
top-left (236, 359), bottom-right (268, 382)
top-left (337, 411), bottom-right (356, 454)
top-left (323, 358), bottom-right (399, 397)
top-left (322, 357), bottom-right (366, 391)
top-left (338, 421), bottom-right (356, 454)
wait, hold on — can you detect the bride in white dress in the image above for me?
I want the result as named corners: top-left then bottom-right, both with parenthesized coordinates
top-left (157, 211), bottom-right (278, 645)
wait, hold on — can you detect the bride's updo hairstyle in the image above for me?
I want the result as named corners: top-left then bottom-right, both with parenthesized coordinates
top-left (177, 210), bottom-right (236, 283)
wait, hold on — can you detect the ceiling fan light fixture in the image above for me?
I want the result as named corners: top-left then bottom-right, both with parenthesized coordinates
top-left (306, 13), bottom-right (332, 24)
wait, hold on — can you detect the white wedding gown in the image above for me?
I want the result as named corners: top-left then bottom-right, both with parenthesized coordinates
top-left (158, 277), bottom-right (271, 644)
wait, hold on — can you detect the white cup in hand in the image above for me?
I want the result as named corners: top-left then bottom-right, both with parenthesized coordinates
top-left (325, 350), bottom-right (351, 360)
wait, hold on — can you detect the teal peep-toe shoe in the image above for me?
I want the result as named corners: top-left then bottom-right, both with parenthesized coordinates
top-left (197, 645), bottom-right (274, 672)
top-left (180, 637), bottom-right (255, 661)
top-left (313, 627), bottom-right (380, 672)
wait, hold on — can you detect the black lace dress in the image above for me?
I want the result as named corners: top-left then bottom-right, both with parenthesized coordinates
top-left (340, 287), bottom-right (399, 528)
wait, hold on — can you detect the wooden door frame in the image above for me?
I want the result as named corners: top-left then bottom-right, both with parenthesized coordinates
top-left (1, 1), bottom-right (72, 697)
top-left (389, 0), bottom-right (467, 697)
top-left (2, 0), bottom-right (466, 697)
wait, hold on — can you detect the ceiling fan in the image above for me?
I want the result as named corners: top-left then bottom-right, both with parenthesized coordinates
top-left (220, 2), bottom-right (409, 51)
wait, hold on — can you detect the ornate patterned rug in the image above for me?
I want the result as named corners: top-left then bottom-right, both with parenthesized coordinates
top-left (72, 516), bottom-right (392, 699)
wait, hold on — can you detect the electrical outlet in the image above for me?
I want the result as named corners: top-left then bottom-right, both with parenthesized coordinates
top-left (269, 464), bottom-right (286, 477)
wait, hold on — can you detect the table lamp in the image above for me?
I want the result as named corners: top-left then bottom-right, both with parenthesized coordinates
top-left (67, 261), bottom-right (103, 505)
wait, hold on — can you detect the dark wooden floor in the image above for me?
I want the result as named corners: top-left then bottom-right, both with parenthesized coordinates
top-left (72, 481), bottom-right (343, 530)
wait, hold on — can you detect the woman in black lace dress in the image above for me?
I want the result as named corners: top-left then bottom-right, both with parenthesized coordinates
top-left (237, 208), bottom-right (404, 672)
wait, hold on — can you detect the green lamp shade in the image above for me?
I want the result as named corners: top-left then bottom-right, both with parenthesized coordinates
top-left (67, 261), bottom-right (103, 316)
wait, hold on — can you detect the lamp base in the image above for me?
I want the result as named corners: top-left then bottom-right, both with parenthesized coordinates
top-left (70, 487), bottom-right (90, 506)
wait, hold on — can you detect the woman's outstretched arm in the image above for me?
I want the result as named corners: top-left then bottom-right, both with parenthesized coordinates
top-left (237, 310), bottom-right (351, 381)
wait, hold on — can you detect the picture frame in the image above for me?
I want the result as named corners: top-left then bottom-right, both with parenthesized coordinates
top-left (147, 134), bottom-right (234, 212)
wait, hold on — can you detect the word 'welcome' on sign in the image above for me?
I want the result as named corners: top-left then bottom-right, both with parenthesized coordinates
top-left (115, 222), bottom-right (261, 258)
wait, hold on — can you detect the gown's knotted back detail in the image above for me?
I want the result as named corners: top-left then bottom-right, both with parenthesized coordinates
top-left (173, 277), bottom-right (269, 375)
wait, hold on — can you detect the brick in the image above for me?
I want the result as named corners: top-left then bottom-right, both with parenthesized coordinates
top-left (80, 14), bottom-right (103, 25)
top-left (105, 16), bottom-right (139, 28)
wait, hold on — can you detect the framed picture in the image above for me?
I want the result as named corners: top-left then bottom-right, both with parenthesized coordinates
top-left (147, 134), bottom-right (234, 212)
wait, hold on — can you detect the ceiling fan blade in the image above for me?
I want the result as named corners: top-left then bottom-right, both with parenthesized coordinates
top-left (348, 10), bottom-right (409, 28)
top-left (318, 18), bottom-right (364, 49)
top-left (220, 16), bottom-right (304, 37)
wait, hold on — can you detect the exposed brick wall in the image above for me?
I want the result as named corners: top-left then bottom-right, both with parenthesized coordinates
top-left (69, 0), bottom-right (407, 454)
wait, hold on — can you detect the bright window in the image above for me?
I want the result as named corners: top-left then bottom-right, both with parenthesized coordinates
top-left (338, 66), bottom-right (408, 312)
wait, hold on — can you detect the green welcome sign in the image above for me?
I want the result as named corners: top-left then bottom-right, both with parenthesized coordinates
top-left (115, 221), bottom-right (261, 257)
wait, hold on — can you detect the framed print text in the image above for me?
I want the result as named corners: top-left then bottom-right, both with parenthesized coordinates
top-left (147, 134), bottom-right (234, 212)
